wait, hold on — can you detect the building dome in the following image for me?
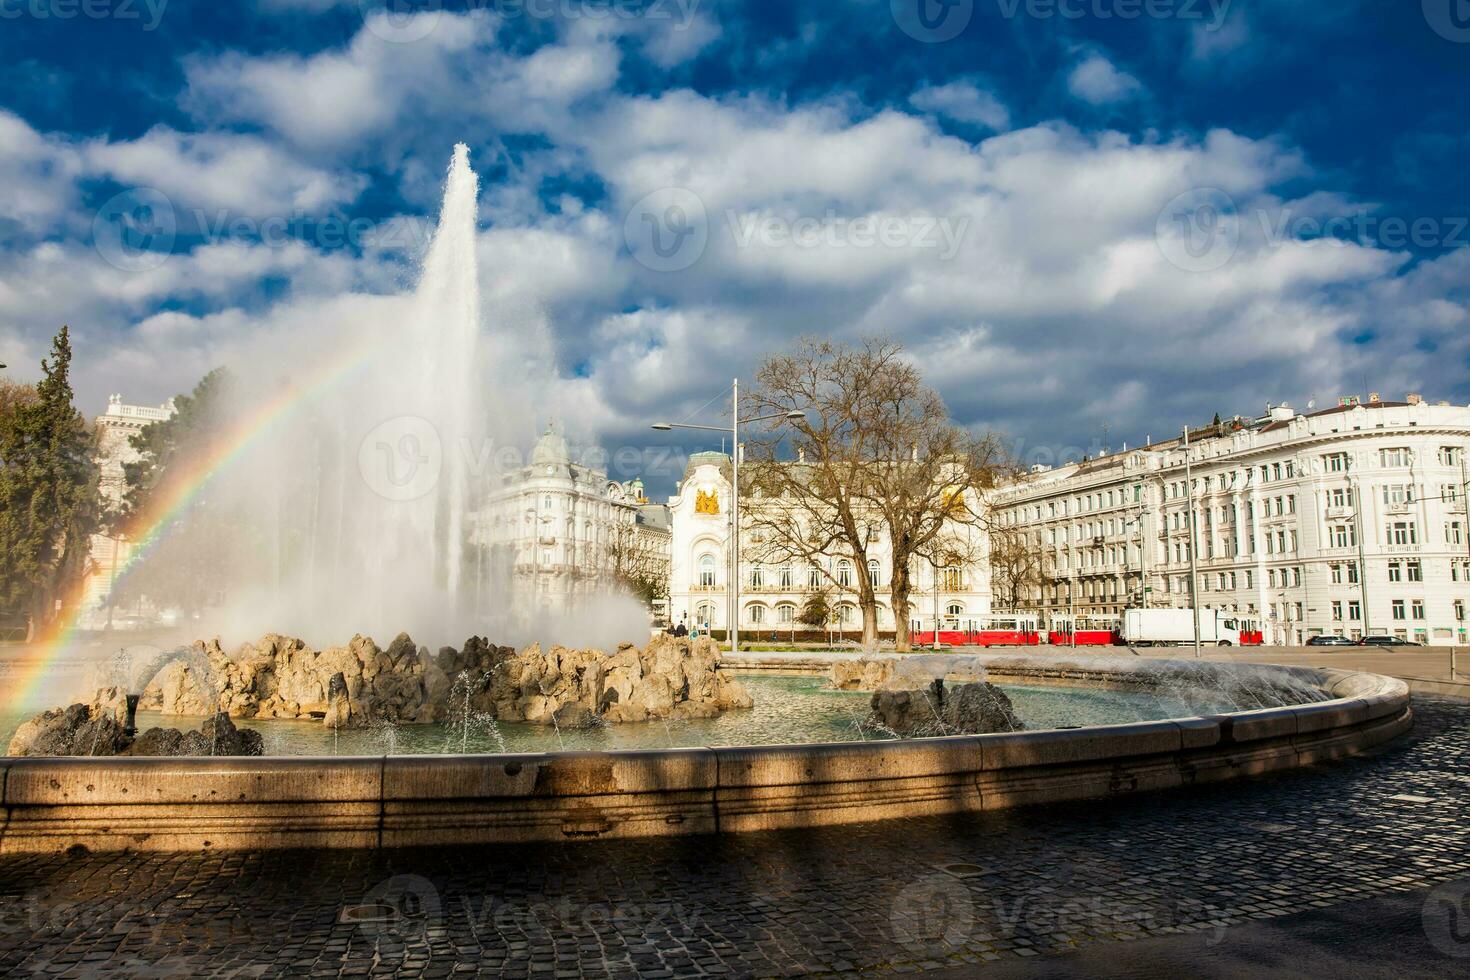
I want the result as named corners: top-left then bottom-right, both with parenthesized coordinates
top-left (531, 422), bottom-right (571, 467)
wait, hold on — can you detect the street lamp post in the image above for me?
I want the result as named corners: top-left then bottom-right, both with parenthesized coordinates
top-left (653, 381), bottom-right (803, 653)
top-left (1183, 425), bottom-right (1201, 658)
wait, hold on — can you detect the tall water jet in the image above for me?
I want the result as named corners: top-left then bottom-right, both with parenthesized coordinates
top-left (185, 145), bottom-right (491, 646)
top-left (382, 141), bottom-right (481, 604)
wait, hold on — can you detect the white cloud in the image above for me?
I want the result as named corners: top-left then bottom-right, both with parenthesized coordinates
top-left (83, 127), bottom-right (368, 215)
top-left (1067, 53), bottom-right (1143, 106)
top-left (6, 23), bottom-right (1469, 480)
top-left (182, 11), bottom-right (498, 153)
top-left (0, 110), bottom-right (83, 237)
top-left (910, 81), bottom-right (1011, 131)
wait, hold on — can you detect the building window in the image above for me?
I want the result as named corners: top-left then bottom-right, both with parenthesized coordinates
top-left (698, 554), bottom-right (717, 588)
top-left (749, 564), bottom-right (764, 589)
top-left (776, 603), bottom-right (795, 625)
top-left (1324, 452), bottom-right (1348, 473)
top-left (836, 560), bottom-right (854, 588)
top-left (1380, 448), bottom-right (1410, 468)
top-left (1388, 561), bottom-right (1402, 583)
top-left (1382, 484), bottom-right (1415, 505)
top-left (779, 564), bottom-right (794, 589)
top-left (748, 604), bottom-right (765, 625)
top-left (1348, 600), bottom-right (1361, 621)
top-left (809, 565), bottom-right (823, 589)
top-left (1448, 522), bottom-right (1465, 546)
top-left (1407, 559), bottom-right (1423, 582)
top-left (868, 559), bottom-right (883, 588)
top-left (1331, 601), bottom-right (1343, 622)
top-left (942, 566), bottom-right (963, 591)
top-left (1439, 446), bottom-right (1461, 466)
top-left (695, 602), bottom-right (715, 627)
top-left (1411, 599), bottom-right (1425, 621)
top-left (1392, 600), bottom-right (1406, 621)
top-left (1386, 521), bottom-right (1418, 546)
top-left (1456, 600), bottom-right (1465, 623)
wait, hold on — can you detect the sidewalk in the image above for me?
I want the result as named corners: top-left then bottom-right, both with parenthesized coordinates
top-left (722, 644), bottom-right (1470, 698)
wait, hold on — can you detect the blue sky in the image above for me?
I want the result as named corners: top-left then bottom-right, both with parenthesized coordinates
top-left (1, 0), bottom-right (1468, 490)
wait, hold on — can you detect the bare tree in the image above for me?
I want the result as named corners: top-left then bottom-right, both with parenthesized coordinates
top-left (744, 337), bottom-right (1006, 652)
top-left (841, 343), bottom-right (1006, 652)
top-left (742, 342), bottom-right (893, 651)
top-left (604, 521), bottom-right (670, 611)
top-left (988, 525), bottom-right (1053, 613)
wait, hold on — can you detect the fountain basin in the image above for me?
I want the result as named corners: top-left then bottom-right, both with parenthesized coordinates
top-left (0, 656), bottom-right (1411, 853)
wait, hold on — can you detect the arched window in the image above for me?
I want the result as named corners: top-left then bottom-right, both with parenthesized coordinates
top-left (747, 603), bottom-right (765, 625)
top-left (836, 603), bottom-right (856, 625)
top-left (867, 559), bottom-right (882, 588)
top-left (946, 602), bottom-right (965, 617)
top-left (695, 602), bottom-right (715, 627)
top-left (698, 554), bottom-right (717, 588)
top-left (776, 603), bottom-right (796, 625)
top-left (837, 560), bottom-right (853, 588)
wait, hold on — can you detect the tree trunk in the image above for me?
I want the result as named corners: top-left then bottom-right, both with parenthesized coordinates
top-left (860, 601), bottom-right (879, 653)
top-left (891, 561), bottom-right (914, 652)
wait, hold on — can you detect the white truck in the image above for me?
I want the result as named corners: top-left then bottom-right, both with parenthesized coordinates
top-left (1118, 608), bottom-right (1242, 646)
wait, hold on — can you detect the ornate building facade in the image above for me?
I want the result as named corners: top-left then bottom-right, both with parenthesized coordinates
top-left (475, 423), bottom-right (670, 621)
top-left (666, 451), bottom-right (990, 635)
top-left (989, 395), bottom-right (1470, 644)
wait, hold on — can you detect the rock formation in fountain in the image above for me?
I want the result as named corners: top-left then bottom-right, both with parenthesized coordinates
top-left (437, 633), bottom-right (753, 727)
top-left (830, 655), bottom-right (989, 692)
top-left (141, 632), bottom-right (441, 725)
top-left (6, 704), bottom-right (130, 756)
top-left (867, 678), bottom-right (1025, 738)
top-left (93, 632), bottom-right (751, 732)
top-left (6, 704), bottom-right (263, 757)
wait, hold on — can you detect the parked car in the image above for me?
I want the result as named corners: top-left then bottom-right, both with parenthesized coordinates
top-left (1358, 635), bottom-right (1420, 647)
top-left (1306, 635), bottom-right (1356, 646)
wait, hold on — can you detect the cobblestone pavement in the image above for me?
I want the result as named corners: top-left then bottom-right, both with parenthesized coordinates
top-left (1, 696), bottom-right (1468, 978)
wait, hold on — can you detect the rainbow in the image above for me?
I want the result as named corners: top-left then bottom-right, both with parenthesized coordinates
top-left (4, 338), bottom-right (384, 708)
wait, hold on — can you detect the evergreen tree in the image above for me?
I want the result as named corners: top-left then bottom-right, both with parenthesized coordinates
top-left (110, 368), bottom-right (238, 617)
top-left (118, 368), bottom-right (232, 527)
top-left (0, 326), bottom-right (101, 637)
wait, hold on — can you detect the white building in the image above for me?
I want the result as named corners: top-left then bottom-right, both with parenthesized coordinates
top-left (666, 451), bottom-right (990, 636)
top-left (990, 394), bottom-right (1470, 645)
top-left (80, 395), bottom-right (177, 620)
top-left (475, 423), bottom-right (669, 619)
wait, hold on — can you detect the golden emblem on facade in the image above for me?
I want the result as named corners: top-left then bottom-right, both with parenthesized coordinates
top-left (695, 489), bottom-right (720, 515)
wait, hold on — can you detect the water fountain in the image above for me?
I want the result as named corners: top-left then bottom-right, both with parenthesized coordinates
top-left (0, 145), bottom-right (1417, 851)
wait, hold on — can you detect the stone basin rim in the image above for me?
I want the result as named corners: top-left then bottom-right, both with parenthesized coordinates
top-left (0, 657), bottom-right (1412, 853)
